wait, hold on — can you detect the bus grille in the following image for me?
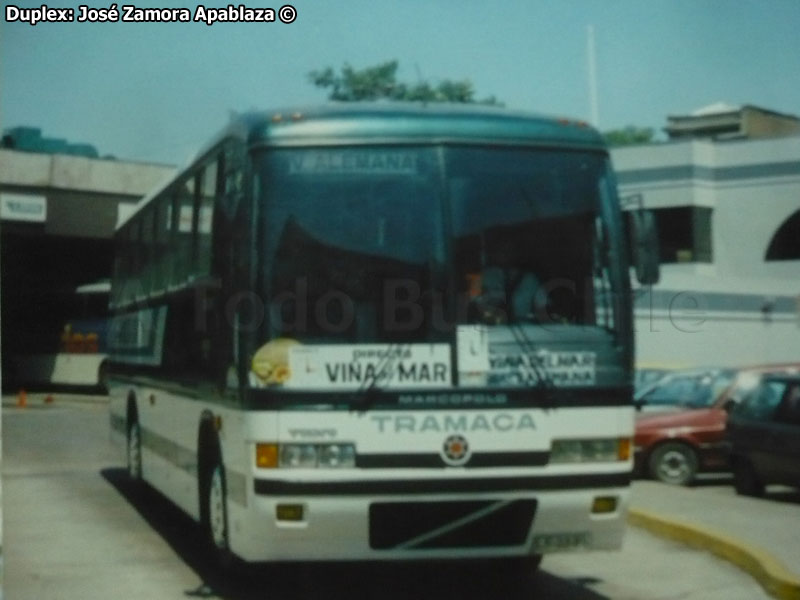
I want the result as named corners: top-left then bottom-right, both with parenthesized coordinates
top-left (369, 499), bottom-right (537, 550)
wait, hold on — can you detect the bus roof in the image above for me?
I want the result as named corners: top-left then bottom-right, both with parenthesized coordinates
top-left (231, 103), bottom-right (607, 152)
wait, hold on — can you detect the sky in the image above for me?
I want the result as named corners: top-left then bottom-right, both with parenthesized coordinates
top-left (3, 0), bottom-right (800, 166)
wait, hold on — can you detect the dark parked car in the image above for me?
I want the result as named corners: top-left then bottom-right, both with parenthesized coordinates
top-left (727, 374), bottom-right (800, 496)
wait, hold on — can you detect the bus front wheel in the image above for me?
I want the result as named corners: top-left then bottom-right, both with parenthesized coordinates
top-left (203, 460), bottom-right (234, 568)
top-left (126, 421), bottom-right (142, 482)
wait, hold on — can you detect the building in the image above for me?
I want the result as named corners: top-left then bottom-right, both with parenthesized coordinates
top-left (0, 144), bottom-right (175, 388)
top-left (612, 105), bottom-right (800, 368)
top-left (2, 126), bottom-right (101, 158)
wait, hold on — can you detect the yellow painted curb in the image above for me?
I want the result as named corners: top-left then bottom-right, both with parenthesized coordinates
top-left (629, 508), bottom-right (800, 600)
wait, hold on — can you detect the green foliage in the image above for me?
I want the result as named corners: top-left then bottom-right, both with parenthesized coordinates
top-left (603, 126), bottom-right (655, 146)
top-left (308, 60), bottom-right (502, 105)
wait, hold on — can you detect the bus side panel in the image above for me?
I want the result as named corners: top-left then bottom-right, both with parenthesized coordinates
top-left (214, 401), bottom-right (260, 555)
top-left (108, 379), bottom-right (128, 459)
top-left (109, 378), bottom-right (255, 531)
top-left (138, 386), bottom-right (202, 520)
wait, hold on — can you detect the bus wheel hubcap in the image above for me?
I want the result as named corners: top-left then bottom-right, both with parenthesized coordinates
top-left (128, 426), bottom-right (141, 479)
top-left (209, 467), bottom-right (227, 549)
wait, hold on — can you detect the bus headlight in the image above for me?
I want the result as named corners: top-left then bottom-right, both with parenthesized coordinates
top-left (318, 444), bottom-right (356, 468)
top-left (280, 444), bottom-right (318, 468)
top-left (550, 438), bottom-right (630, 463)
top-left (265, 443), bottom-right (357, 469)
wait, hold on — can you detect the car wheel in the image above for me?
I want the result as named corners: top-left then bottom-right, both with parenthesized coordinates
top-left (648, 442), bottom-right (698, 485)
top-left (127, 420), bottom-right (143, 482)
top-left (733, 458), bottom-right (764, 497)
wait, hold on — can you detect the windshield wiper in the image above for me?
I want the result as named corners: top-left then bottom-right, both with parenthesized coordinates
top-left (508, 322), bottom-right (554, 395)
top-left (350, 343), bottom-right (405, 413)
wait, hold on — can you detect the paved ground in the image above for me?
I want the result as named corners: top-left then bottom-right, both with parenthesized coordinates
top-left (632, 479), bottom-right (800, 575)
top-left (629, 478), bottom-right (800, 599)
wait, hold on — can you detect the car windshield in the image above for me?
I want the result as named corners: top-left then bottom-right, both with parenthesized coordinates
top-left (637, 370), bottom-right (735, 408)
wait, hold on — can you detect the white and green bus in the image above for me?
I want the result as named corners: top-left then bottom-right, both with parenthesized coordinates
top-left (108, 103), bottom-right (658, 567)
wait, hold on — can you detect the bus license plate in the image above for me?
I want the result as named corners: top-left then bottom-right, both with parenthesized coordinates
top-left (532, 532), bottom-right (591, 552)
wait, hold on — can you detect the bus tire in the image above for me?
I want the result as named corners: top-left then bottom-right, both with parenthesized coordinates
top-left (202, 456), bottom-right (234, 569)
top-left (126, 419), bottom-right (143, 483)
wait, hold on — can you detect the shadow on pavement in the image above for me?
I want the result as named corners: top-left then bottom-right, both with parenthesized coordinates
top-left (688, 475), bottom-right (800, 504)
top-left (763, 487), bottom-right (800, 505)
top-left (102, 467), bottom-right (609, 600)
top-left (689, 473), bottom-right (735, 487)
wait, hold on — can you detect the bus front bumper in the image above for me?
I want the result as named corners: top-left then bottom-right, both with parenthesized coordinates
top-left (227, 475), bottom-right (630, 562)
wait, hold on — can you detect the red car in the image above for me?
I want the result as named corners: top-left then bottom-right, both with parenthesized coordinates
top-left (634, 364), bottom-right (800, 485)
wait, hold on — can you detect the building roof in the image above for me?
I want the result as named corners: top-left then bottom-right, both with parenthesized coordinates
top-left (669, 103), bottom-right (800, 123)
top-left (664, 103), bottom-right (800, 141)
top-left (690, 102), bottom-right (742, 117)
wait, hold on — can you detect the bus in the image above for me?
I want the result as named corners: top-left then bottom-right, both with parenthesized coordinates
top-left (107, 103), bottom-right (659, 568)
top-left (10, 280), bottom-right (110, 390)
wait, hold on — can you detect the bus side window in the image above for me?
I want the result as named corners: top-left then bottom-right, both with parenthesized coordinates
top-left (141, 204), bottom-right (155, 296)
top-left (112, 225), bottom-right (127, 307)
top-left (197, 159), bottom-right (218, 277)
top-left (215, 145), bottom-right (247, 390)
top-left (172, 177), bottom-right (195, 287)
top-left (152, 195), bottom-right (170, 294)
top-left (163, 296), bottom-right (216, 381)
top-left (129, 220), bottom-right (143, 303)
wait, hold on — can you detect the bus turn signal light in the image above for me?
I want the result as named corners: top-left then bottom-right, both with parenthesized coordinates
top-left (256, 443), bottom-right (279, 468)
top-left (617, 438), bottom-right (631, 461)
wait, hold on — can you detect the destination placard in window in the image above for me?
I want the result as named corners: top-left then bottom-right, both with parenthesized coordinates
top-left (288, 152), bottom-right (418, 176)
top-left (488, 350), bottom-right (597, 387)
top-left (287, 344), bottom-right (451, 390)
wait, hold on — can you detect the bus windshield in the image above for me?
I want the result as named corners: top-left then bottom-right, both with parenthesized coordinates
top-left (446, 147), bottom-right (616, 328)
top-left (255, 145), bottom-right (621, 346)
top-left (258, 147), bottom-right (444, 343)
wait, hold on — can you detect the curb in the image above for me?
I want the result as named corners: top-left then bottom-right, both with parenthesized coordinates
top-left (629, 508), bottom-right (800, 600)
top-left (2, 393), bottom-right (109, 408)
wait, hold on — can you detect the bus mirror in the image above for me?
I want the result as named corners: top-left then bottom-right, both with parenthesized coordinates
top-left (628, 209), bottom-right (660, 285)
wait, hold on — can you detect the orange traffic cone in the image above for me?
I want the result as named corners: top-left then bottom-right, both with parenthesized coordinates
top-left (17, 389), bottom-right (27, 408)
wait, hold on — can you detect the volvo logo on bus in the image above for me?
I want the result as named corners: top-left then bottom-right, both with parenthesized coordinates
top-left (442, 434), bottom-right (470, 466)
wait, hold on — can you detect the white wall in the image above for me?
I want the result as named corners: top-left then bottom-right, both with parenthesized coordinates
top-left (613, 136), bottom-right (800, 368)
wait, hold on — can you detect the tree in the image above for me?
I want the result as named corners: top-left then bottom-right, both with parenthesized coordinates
top-left (308, 60), bottom-right (501, 105)
top-left (603, 126), bottom-right (655, 147)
